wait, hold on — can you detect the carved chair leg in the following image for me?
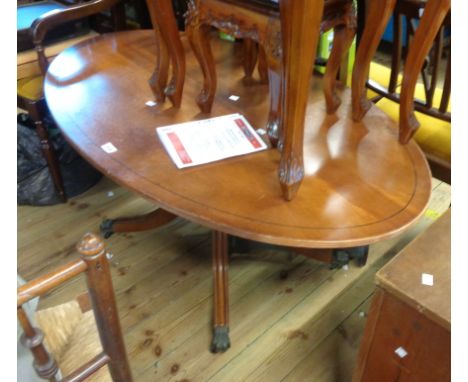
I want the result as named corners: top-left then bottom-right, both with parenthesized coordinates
top-left (186, 21), bottom-right (217, 113)
top-left (279, 0), bottom-right (324, 201)
top-left (323, 22), bottom-right (356, 114)
top-left (257, 45), bottom-right (269, 84)
top-left (211, 230), bottom-right (230, 353)
top-left (351, 0), bottom-right (396, 121)
top-left (27, 101), bottom-right (66, 202)
top-left (149, 0), bottom-right (185, 108)
top-left (100, 208), bottom-right (178, 238)
top-left (399, 0), bottom-right (450, 143)
top-left (242, 38), bottom-right (258, 85)
top-left (147, 12), bottom-right (170, 103)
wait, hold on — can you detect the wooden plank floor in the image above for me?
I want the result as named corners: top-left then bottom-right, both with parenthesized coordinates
top-left (18, 176), bottom-right (450, 381)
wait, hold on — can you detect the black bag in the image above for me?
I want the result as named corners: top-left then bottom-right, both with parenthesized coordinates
top-left (17, 114), bottom-right (103, 206)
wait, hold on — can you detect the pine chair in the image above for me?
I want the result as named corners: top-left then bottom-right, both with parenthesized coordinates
top-left (17, 233), bottom-right (132, 382)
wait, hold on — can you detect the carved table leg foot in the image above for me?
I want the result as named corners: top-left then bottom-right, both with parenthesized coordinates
top-left (211, 326), bottom-right (230, 353)
top-left (279, 154), bottom-right (305, 201)
top-left (352, 0), bottom-right (396, 121)
top-left (211, 230), bottom-right (230, 352)
top-left (100, 208), bottom-right (178, 238)
top-left (186, 6), bottom-right (217, 114)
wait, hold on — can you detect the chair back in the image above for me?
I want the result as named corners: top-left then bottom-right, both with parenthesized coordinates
top-left (17, 233), bottom-right (132, 382)
top-left (366, 0), bottom-right (451, 122)
top-left (29, 0), bottom-right (119, 74)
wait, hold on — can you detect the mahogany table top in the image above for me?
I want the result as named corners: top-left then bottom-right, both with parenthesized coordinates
top-left (44, 30), bottom-right (431, 248)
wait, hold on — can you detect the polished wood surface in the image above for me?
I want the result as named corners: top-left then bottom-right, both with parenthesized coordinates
top-left (352, 210), bottom-right (451, 382)
top-left (44, 30), bottom-right (431, 249)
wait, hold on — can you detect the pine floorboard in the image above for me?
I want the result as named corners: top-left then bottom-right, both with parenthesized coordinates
top-left (17, 176), bottom-right (450, 381)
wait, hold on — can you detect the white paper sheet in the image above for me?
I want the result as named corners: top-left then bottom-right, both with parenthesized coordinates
top-left (156, 113), bottom-right (268, 168)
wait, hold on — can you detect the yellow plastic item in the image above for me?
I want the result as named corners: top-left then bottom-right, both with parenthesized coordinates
top-left (17, 75), bottom-right (44, 101)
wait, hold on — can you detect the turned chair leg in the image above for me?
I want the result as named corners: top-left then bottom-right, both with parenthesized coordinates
top-left (27, 100), bottom-right (66, 202)
top-left (100, 208), bottom-right (178, 238)
top-left (352, 0), bottom-right (396, 122)
top-left (211, 231), bottom-right (230, 353)
top-left (323, 21), bottom-right (356, 114)
top-left (242, 38), bottom-right (258, 85)
top-left (186, 20), bottom-right (217, 113)
top-left (399, 0), bottom-right (450, 143)
top-left (147, 20), bottom-right (170, 103)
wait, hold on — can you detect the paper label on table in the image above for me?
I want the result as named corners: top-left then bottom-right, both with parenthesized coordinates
top-left (156, 113), bottom-right (267, 169)
top-left (395, 346), bottom-right (408, 358)
top-left (101, 142), bottom-right (118, 153)
top-left (421, 273), bottom-right (434, 286)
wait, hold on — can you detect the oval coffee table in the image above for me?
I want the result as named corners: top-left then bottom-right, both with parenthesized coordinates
top-left (44, 30), bottom-right (432, 352)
